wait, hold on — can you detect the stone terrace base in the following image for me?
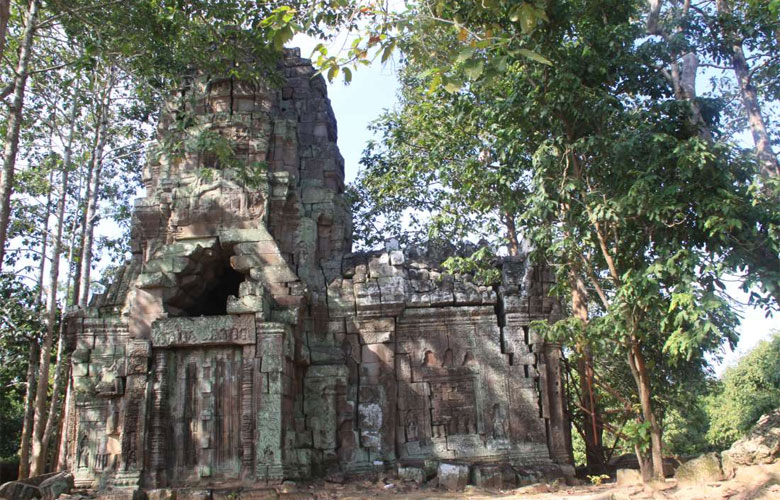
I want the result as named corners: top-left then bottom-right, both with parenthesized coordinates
top-left (77, 460), bottom-right (574, 499)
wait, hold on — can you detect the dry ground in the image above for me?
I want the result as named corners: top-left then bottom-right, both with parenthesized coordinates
top-left (269, 462), bottom-right (779, 500)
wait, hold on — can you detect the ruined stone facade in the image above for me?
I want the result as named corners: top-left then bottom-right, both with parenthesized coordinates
top-left (60, 49), bottom-right (572, 494)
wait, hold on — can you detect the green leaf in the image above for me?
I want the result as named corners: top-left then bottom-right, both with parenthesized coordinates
top-left (456, 46), bottom-right (475, 63)
top-left (464, 59), bottom-right (484, 80)
top-left (327, 65), bottom-right (339, 82)
top-left (443, 80), bottom-right (462, 94)
top-left (517, 48), bottom-right (552, 65)
top-left (381, 41), bottom-right (395, 64)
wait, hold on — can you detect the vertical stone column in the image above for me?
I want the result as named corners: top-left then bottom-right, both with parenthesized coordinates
top-left (149, 350), bottom-right (169, 486)
top-left (241, 344), bottom-right (256, 478)
top-left (255, 323), bottom-right (286, 480)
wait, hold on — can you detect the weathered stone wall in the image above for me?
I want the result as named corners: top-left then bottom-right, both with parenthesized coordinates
top-left (60, 48), bottom-right (571, 496)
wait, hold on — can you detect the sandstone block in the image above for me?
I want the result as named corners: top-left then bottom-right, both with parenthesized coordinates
top-left (389, 250), bottom-right (404, 265)
top-left (174, 490), bottom-right (211, 500)
top-left (675, 452), bottom-right (724, 484)
top-left (250, 264), bottom-right (298, 284)
top-left (136, 272), bottom-right (176, 288)
top-left (473, 465), bottom-right (502, 490)
top-left (616, 468), bottom-right (642, 486)
top-left (219, 227), bottom-right (274, 245)
top-left (398, 466), bottom-right (425, 484)
top-left (361, 343), bottom-right (394, 364)
top-left (438, 463), bottom-right (470, 490)
top-left (146, 489), bottom-right (175, 500)
top-left (226, 294), bottom-right (266, 314)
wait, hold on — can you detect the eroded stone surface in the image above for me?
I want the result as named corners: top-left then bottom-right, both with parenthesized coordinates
top-left (61, 48), bottom-right (571, 496)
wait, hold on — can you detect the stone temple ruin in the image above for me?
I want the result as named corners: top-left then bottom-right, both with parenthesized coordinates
top-left (60, 49), bottom-right (572, 495)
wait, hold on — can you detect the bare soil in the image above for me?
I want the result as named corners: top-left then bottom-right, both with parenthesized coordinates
top-left (278, 462), bottom-right (779, 500)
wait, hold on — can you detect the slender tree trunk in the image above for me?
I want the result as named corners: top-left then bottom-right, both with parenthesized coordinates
top-left (0, 0), bottom-right (39, 273)
top-left (77, 74), bottom-right (112, 307)
top-left (36, 170), bottom-right (68, 474)
top-left (40, 89), bottom-right (79, 471)
top-left (716, 0), bottom-right (779, 177)
top-left (0, 0), bottom-right (10, 63)
top-left (36, 173), bottom-right (54, 303)
top-left (627, 338), bottom-right (664, 481)
top-left (55, 167), bottom-right (83, 472)
top-left (503, 210), bottom-right (520, 256)
top-left (646, 0), bottom-right (712, 140)
top-left (54, 370), bottom-right (72, 470)
top-left (571, 271), bottom-right (604, 474)
top-left (17, 342), bottom-right (39, 479)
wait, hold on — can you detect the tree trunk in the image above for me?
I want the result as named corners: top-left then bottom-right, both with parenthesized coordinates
top-left (571, 271), bottom-right (605, 474)
top-left (716, 0), bottom-right (779, 178)
top-left (627, 339), bottom-right (664, 481)
top-left (40, 89), bottom-right (79, 471)
top-left (54, 370), bottom-right (72, 471)
top-left (43, 87), bottom-right (79, 468)
top-left (0, 0), bottom-right (39, 273)
top-left (17, 342), bottom-right (39, 479)
top-left (646, 0), bottom-right (712, 141)
top-left (503, 210), bottom-right (520, 256)
top-left (55, 159), bottom-right (83, 472)
top-left (0, 0), bottom-right (10, 63)
top-left (77, 73), bottom-right (112, 307)
top-left (36, 173), bottom-right (53, 303)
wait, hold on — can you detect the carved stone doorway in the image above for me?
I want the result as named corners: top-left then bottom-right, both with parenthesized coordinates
top-left (166, 346), bottom-right (243, 485)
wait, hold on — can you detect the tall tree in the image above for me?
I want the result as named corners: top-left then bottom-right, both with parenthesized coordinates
top-left (714, 0), bottom-right (778, 178)
top-left (75, 68), bottom-right (113, 308)
top-left (0, 0), bottom-right (40, 273)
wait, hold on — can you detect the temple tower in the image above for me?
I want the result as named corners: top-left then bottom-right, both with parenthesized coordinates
top-left (61, 48), bottom-right (571, 496)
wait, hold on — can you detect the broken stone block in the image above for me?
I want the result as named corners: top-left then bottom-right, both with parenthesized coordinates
top-left (437, 463), bottom-right (470, 491)
top-left (226, 294), bottom-right (267, 314)
top-left (389, 250), bottom-right (404, 266)
top-left (473, 465), bottom-right (502, 490)
top-left (398, 466), bottom-right (425, 484)
top-left (146, 489), bottom-right (175, 500)
top-left (616, 468), bottom-right (642, 486)
top-left (675, 453), bottom-right (724, 484)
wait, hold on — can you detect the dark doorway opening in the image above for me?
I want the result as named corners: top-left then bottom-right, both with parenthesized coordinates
top-left (183, 261), bottom-right (244, 316)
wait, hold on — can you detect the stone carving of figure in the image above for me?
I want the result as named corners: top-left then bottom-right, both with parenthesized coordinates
top-left (77, 434), bottom-right (89, 469)
top-left (405, 411), bottom-right (419, 442)
top-left (95, 436), bottom-right (108, 470)
top-left (443, 348), bottom-right (454, 367)
top-left (124, 432), bottom-right (137, 471)
top-left (492, 404), bottom-right (508, 440)
top-left (96, 360), bottom-right (122, 396)
top-left (423, 350), bottom-right (438, 367)
top-left (173, 171), bottom-right (252, 224)
top-left (263, 446), bottom-right (274, 464)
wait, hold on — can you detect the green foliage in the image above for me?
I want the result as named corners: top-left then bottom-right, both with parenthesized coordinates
top-left (353, 1), bottom-right (780, 476)
top-left (705, 332), bottom-right (780, 449)
top-left (663, 395), bottom-right (713, 456)
top-left (441, 247), bottom-right (501, 286)
top-left (0, 274), bottom-right (45, 460)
